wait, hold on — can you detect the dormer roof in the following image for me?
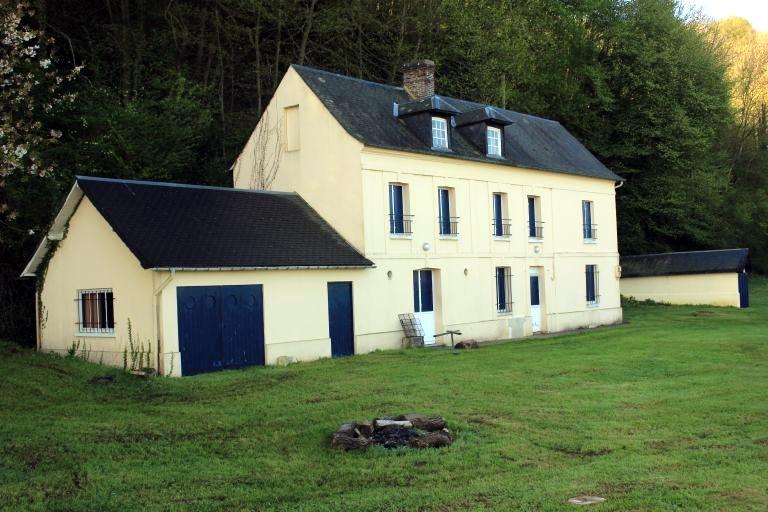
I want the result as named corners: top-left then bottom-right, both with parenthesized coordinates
top-left (291, 64), bottom-right (622, 182)
top-left (395, 96), bottom-right (461, 117)
top-left (453, 106), bottom-right (514, 128)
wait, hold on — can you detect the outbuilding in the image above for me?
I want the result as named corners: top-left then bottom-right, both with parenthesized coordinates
top-left (22, 176), bottom-right (373, 376)
top-left (619, 249), bottom-right (749, 308)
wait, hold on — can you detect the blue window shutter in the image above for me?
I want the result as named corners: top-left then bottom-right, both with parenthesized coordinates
top-left (439, 189), bottom-right (451, 235)
top-left (582, 201), bottom-right (592, 238)
top-left (493, 194), bottom-right (503, 236)
top-left (389, 185), bottom-right (404, 233)
top-left (496, 268), bottom-right (506, 309)
top-left (528, 197), bottom-right (536, 237)
top-left (586, 265), bottom-right (595, 302)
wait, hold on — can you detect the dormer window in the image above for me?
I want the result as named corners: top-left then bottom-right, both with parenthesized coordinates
top-left (487, 126), bottom-right (502, 156)
top-left (431, 117), bottom-right (449, 149)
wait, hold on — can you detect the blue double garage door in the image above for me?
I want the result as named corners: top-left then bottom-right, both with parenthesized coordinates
top-left (177, 285), bottom-right (265, 376)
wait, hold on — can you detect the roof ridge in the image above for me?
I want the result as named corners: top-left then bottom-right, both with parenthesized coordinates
top-left (75, 175), bottom-right (297, 196)
top-left (291, 64), bottom-right (405, 92)
top-left (623, 248), bottom-right (749, 258)
top-left (293, 64), bottom-right (560, 125)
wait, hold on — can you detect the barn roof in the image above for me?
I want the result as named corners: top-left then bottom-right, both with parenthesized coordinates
top-left (292, 64), bottom-right (622, 182)
top-left (620, 249), bottom-right (749, 278)
top-left (21, 176), bottom-right (373, 276)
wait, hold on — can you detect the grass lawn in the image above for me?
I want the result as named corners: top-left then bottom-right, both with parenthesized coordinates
top-left (2, 280), bottom-right (768, 511)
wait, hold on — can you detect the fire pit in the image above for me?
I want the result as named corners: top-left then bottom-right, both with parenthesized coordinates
top-left (332, 414), bottom-right (453, 450)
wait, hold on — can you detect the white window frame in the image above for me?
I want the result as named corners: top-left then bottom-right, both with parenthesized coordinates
top-left (431, 117), bottom-right (449, 149)
top-left (487, 126), bottom-right (502, 156)
top-left (77, 288), bottom-right (115, 335)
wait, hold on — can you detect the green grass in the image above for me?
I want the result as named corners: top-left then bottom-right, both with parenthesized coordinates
top-left (2, 280), bottom-right (768, 511)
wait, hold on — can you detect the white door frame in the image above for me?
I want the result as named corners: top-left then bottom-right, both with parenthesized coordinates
top-left (529, 267), bottom-right (542, 333)
top-left (413, 269), bottom-right (436, 345)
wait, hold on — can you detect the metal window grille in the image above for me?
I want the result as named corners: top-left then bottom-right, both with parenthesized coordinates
top-left (583, 224), bottom-right (598, 240)
top-left (496, 267), bottom-right (513, 313)
top-left (438, 216), bottom-right (459, 235)
top-left (389, 214), bottom-right (414, 234)
top-left (431, 117), bottom-right (449, 148)
top-left (492, 218), bottom-right (513, 237)
top-left (76, 288), bottom-right (115, 333)
top-left (487, 126), bottom-right (502, 156)
top-left (528, 220), bottom-right (544, 239)
top-left (585, 265), bottom-right (600, 305)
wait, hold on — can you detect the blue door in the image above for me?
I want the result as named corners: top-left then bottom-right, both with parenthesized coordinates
top-left (177, 285), bottom-right (264, 376)
top-left (328, 282), bottom-right (354, 357)
top-left (739, 272), bottom-right (749, 308)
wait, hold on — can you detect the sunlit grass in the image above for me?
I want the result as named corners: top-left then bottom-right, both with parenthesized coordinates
top-left (1, 277), bottom-right (767, 511)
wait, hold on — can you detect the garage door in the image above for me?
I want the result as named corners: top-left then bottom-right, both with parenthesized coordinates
top-left (177, 285), bottom-right (264, 376)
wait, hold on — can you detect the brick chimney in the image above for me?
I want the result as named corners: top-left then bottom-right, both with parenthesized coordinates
top-left (402, 60), bottom-right (435, 100)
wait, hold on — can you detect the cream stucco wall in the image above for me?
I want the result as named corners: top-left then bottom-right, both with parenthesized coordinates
top-left (232, 66), bottom-right (365, 251)
top-left (158, 269), bottom-right (371, 376)
top-left (620, 273), bottom-right (741, 307)
top-left (357, 148), bottom-right (623, 340)
top-left (38, 197), bottom-right (156, 367)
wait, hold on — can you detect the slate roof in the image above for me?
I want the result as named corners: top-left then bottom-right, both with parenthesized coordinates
top-left (74, 176), bottom-right (373, 269)
top-left (293, 64), bottom-right (622, 181)
top-left (620, 249), bottom-right (749, 278)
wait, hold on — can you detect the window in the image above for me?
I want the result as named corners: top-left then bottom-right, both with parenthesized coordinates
top-left (431, 117), bottom-right (449, 149)
top-left (388, 183), bottom-right (412, 234)
top-left (582, 200), bottom-right (596, 240)
top-left (585, 265), bottom-right (599, 305)
top-left (284, 105), bottom-right (300, 151)
top-left (77, 288), bottom-right (115, 333)
top-left (492, 192), bottom-right (511, 237)
top-left (528, 196), bottom-right (543, 238)
top-left (496, 267), bottom-right (513, 313)
top-left (487, 126), bottom-right (502, 157)
top-left (438, 187), bottom-right (458, 235)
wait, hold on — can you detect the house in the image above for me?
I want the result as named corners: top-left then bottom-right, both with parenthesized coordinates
top-left (620, 249), bottom-right (750, 308)
top-left (23, 60), bottom-right (624, 376)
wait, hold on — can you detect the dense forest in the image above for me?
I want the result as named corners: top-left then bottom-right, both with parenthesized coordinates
top-left (1, 0), bottom-right (766, 343)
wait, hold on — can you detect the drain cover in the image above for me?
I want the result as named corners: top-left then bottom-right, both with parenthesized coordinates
top-left (568, 496), bottom-right (606, 505)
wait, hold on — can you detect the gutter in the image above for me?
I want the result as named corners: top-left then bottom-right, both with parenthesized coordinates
top-left (149, 265), bottom-right (375, 271)
top-left (152, 269), bottom-right (175, 375)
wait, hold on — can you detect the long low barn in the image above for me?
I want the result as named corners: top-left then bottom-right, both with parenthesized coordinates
top-left (619, 249), bottom-right (750, 308)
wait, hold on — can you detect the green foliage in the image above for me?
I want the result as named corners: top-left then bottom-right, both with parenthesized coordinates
top-left (1, 278), bottom-right (767, 509)
top-left (123, 318), bottom-right (152, 372)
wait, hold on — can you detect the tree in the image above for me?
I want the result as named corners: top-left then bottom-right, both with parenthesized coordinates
top-left (0, 1), bottom-right (80, 342)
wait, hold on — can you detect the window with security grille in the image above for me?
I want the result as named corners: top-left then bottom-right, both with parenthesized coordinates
top-left (77, 289), bottom-right (115, 333)
top-left (496, 267), bottom-right (513, 313)
top-left (585, 265), bottom-right (599, 305)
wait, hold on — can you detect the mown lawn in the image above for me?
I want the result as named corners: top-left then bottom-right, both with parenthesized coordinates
top-left (1, 280), bottom-right (768, 511)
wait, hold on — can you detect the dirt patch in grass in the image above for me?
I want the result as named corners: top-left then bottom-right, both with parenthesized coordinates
top-left (542, 443), bottom-right (613, 457)
top-left (22, 361), bottom-right (74, 376)
top-left (691, 310), bottom-right (717, 317)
